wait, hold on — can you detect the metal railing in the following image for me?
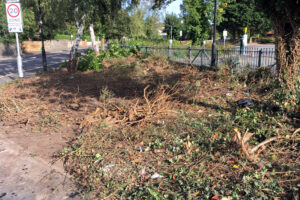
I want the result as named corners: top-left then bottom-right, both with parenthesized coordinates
top-left (137, 46), bottom-right (276, 71)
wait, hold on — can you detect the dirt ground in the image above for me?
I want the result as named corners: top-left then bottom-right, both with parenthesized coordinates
top-left (0, 55), bottom-right (298, 199)
top-left (0, 56), bottom-right (234, 199)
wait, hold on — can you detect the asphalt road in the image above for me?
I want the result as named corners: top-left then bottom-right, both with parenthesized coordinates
top-left (0, 50), bottom-right (83, 84)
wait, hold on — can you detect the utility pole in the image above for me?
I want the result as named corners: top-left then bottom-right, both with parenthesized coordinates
top-left (38, 0), bottom-right (47, 71)
top-left (211, 0), bottom-right (217, 66)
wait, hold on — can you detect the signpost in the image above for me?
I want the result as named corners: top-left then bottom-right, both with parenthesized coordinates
top-left (243, 27), bottom-right (248, 47)
top-left (223, 29), bottom-right (227, 48)
top-left (5, 0), bottom-right (23, 78)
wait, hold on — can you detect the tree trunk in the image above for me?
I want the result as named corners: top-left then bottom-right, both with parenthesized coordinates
top-left (273, 17), bottom-right (300, 90)
top-left (89, 24), bottom-right (99, 55)
top-left (38, 0), bottom-right (47, 72)
top-left (68, 6), bottom-right (85, 74)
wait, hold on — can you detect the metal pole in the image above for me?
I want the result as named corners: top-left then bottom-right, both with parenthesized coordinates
top-left (211, 0), bottom-right (217, 66)
top-left (15, 33), bottom-right (23, 78)
top-left (39, 0), bottom-right (47, 71)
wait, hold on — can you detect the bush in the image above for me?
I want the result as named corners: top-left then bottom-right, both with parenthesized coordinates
top-left (77, 42), bottom-right (140, 72)
top-left (77, 49), bottom-right (103, 72)
top-left (260, 37), bottom-right (275, 44)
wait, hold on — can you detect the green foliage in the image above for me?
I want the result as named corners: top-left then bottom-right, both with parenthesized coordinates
top-left (129, 8), bottom-right (146, 38)
top-left (260, 37), bottom-right (275, 44)
top-left (53, 34), bottom-right (74, 40)
top-left (218, 0), bottom-right (272, 39)
top-left (164, 13), bottom-right (183, 40)
top-left (145, 14), bottom-right (161, 40)
top-left (269, 80), bottom-right (300, 113)
top-left (77, 49), bottom-right (104, 72)
top-left (181, 0), bottom-right (211, 44)
top-left (0, 1), bottom-right (38, 42)
top-left (77, 42), bottom-right (139, 71)
top-left (256, 0), bottom-right (300, 23)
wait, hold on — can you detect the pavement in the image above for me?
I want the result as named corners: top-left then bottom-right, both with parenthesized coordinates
top-left (0, 137), bottom-right (81, 200)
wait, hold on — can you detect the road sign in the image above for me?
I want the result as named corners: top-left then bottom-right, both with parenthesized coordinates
top-left (6, 0), bottom-right (20, 2)
top-left (6, 3), bottom-right (23, 29)
top-left (5, 2), bottom-right (24, 78)
top-left (8, 24), bottom-right (23, 32)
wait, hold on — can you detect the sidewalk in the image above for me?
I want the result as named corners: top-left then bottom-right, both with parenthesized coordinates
top-left (0, 127), bottom-right (83, 200)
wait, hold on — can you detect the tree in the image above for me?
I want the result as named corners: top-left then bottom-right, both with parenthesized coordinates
top-left (181, 0), bottom-right (210, 44)
top-left (129, 7), bottom-right (146, 38)
top-left (145, 14), bottom-right (161, 39)
top-left (218, 0), bottom-right (271, 40)
top-left (164, 13), bottom-right (182, 40)
top-left (256, 0), bottom-right (300, 90)
top-left (181, 0), bottom-right (232, 44)
top-left (66, 0), bottom-right (171, 73)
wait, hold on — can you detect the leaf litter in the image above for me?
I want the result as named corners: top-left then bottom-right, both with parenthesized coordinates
top-left (0, 55), bottom-right (298, 199)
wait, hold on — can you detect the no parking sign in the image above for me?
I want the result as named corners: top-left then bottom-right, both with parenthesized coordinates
top-left (5, 1), bottom-right (23, 32)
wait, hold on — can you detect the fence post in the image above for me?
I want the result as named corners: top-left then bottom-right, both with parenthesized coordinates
top-left (146, 46), bottom-right (149, 54)
top-left (216, 50), bottom-right (219, 66)
top-left (258, 50), bottom-right (262, 67)
top-left (168, 46), bottom-right (171, 59)
top-left (188, 45), bottom-right (191, 61)
top-left (201, 50), bottom-right (203, 66)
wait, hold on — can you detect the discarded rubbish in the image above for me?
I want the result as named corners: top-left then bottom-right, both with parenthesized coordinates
top-left (151, 173), bottom-right (163, 179)
top-left (157, 120), bottom-right (165, 125)
top-left (94, 158), bottom-right (103, 164)
top-left (226, 93), bottom-right (232, 97)
top-left (237, 98), bottom-right (254, 108)
top-left (245, 92), bottom-right (250, 96)
top-left (102, 164), bottom-right (116, 173)
top-left (139, 167), bottom-right (146, 176)
top-left (137, 146), bottom-right (143, 152)
top-left (136, 146), bottom-right (149, 152)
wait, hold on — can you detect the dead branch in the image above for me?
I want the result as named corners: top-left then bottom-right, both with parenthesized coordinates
top-left (234, 128), bottom-right (283, 162)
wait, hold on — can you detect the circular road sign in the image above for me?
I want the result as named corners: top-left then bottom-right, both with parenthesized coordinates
top-left (7, 4), bottom-right (20, 18)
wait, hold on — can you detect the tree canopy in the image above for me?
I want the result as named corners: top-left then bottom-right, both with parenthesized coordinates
top-left (218, 0), bottom-right (271, 39)
top-left (164, 13), bottom-right (182, 40)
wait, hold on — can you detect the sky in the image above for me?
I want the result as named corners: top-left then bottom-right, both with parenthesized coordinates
top-left (166, 0), bottom-right (183, 16)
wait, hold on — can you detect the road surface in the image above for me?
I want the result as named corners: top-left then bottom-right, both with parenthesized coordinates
top-left (0, 50), bottom-right (86, 84)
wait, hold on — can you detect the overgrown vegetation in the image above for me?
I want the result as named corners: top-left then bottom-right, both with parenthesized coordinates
top-left (77, 42), bottom-right (140, 72)
top-left (0, 52), bottom-right (298, 199)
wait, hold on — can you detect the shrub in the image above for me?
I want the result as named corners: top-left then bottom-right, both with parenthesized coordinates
top-left (77, 49), bottom-right (103, 72)
top-left (260, 37), bottom-right (275, 44)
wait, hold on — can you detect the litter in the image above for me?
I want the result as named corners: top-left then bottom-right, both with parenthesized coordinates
top-left (237, 98), bottom-right (254, 108)
top-left (151, 173), bottom-right (163, 179)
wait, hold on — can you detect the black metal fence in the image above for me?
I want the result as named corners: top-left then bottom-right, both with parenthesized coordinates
top-left (137, 46), bottom-right (276, 72)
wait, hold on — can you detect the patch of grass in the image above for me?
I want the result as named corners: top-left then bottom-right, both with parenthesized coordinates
top-left (53, 34), bottom-right (73, 40)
